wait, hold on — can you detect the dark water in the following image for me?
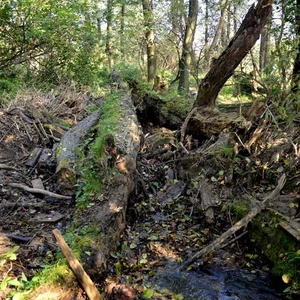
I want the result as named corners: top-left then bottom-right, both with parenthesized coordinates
top-left (154, 264), bottom-right (283, 300)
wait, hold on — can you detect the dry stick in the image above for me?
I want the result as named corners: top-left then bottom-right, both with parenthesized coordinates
top-left (52, 229), bottom-right (103, 300)
top-left (179, 174), bottom-right (286, 271)
top-left (180, 107), bottom-right (198, 143)
top-left (0, 164), bottom-right (18, 171)
top-left (7, 182), bottom-right (72, 200)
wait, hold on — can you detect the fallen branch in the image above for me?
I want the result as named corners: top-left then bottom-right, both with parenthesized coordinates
top-left (179, 174), bottom-right (286, 271)
top-left (7, 183), bottom-right (72, 200)
top-left (0, 164), bottom-right (18, 171)
top-left (52, 229), bottom-right (102, 300)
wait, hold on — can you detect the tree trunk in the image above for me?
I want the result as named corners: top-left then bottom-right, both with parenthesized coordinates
top-left (193, 0), bottom-right (273, 109)
top-left (178, 0), bottom-right (198, 94)
top-left (142, 0), bottom-right (156, 83)
top-left (259, 12), bottom-right (271, 73)
top-left (207, 0), bottom-right (231, 63)
top-left (106, 0), bottom-right (114, 70)
top-left (292, 0), bottom-right (300, 93)
top-left (120, 2), bottom-right (125, 59)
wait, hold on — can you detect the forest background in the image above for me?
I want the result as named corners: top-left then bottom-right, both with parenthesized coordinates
top-left (0, 0), bottom-right (300, 299)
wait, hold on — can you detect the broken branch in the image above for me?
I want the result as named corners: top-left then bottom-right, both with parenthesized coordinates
top-left (52, 229), bottom-right (102, 300)
top-left (179, 174), bottom-right (286, 271)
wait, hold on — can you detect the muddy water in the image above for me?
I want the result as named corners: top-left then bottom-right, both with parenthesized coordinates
top-left (155, 264), bottom-right (283, 300)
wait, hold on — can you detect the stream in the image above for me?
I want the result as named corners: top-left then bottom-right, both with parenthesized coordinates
top-left (154, 263), bottom-right (283, 300)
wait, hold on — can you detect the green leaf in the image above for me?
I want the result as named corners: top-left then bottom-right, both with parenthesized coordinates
top-left (0, 246), bottom-right (19, 261)
top-left (140, 258), bottom-right (148, 264)
top-left (129, 243), bottom-right (137, 249)
top-left (211, 176), bottom-right (217, 182)
top-left (7, 279), bottom-right (23, 288)
top-left (141, 288), bottom-right (155, 299)
top-left (21, 272), bottom-right (28, 283)
top-left (276, 166), bottom-right (284, 173)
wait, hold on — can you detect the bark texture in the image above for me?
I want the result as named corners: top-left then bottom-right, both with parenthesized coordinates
top-left (292, 0), bottom-right (300, 93)
top-left (178, 0), bottom-right (198, 94)
top-left (142, 0), bottom-right (156, 83)
top-left (193, 0), bottom-right (273, 108)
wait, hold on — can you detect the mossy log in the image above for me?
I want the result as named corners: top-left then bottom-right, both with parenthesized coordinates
top-left (77, 94), bottom-right (141, 277)
top-left (55, 110), bottom-right (101, 195)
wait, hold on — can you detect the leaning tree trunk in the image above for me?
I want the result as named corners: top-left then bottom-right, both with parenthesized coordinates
top-left (193, 0), bottom-right (273, 109)
top-left (178, 0), bottom-right (198, 94)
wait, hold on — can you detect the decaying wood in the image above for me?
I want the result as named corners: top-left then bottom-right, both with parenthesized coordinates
top-left (245, 119), bottom-right (267, 151)
top-left (5, 234), bottom-right (31, 243)
top-left (279, 219), bottom-right (300, 241)
top-left (179, 173), bottom-right (286, 271)
top-left (25, 147), bottom-right (43, 167)
top-left (185, 107), bottom-right (251, 138)
top-left (31, 178), bottom-right (44, 190)
top-left (55, 110), bottom-right (101, 195)
top-left (7, 182), bottom-right (72, 200)
top-left (37, 148), bottom-right (53, 172)
top-left (80, 94), bottom-right (141, 276)
top-left (52, 229), bottom-right (102, 300)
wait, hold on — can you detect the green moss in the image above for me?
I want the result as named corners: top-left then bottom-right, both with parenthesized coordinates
top-left (223, 201), bottom-right (300, 290)
top-left (250, 215), bottom-right (300, 289)
top-left (92, 92), bottom-right (122, 156)
top-left (223, 196), bottom-right (252, 219)
top-left (75, 92), bottom-right (123, 208)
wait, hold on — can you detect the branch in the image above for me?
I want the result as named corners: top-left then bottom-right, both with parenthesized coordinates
top-left (7, 183), bottom-right (72, 200)
top-left (179, 173), bottom-right (286, 271)
top-left (52, 229), bottom-right (102, 300)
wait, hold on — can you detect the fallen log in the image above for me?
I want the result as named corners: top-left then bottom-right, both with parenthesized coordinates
top-left (81, 94), bottom-right (141, 277)
top-left (179, 173), bottom-right (286, 271)
top-left (55, 110), bottom-right (102, 195)
top-left (52, 229), bottom-right (102, 300)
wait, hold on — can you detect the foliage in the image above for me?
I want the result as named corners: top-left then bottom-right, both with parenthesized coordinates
top-left (0, 0), bottom-right (102, 87)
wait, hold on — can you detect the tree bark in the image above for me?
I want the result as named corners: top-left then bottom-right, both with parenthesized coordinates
top-left (142, 0), bottom-right (156, 83)
top-left (120, 2), bottom-right (125, 59)
top-left (193, 0), bottom-right (273, 109)
top-left (259, 15), bottom-right (271, 73)
top-left (292, 0), bottom-right (300, 93)
top-left (106, 0), bottom-right (114, 70)
top-left (178, 0), bottom-right (198, 94)
top-left (207, 0), bottom-right (231, 63)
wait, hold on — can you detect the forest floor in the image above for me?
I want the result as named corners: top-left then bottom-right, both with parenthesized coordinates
top-left (0, 88), bottom-right (300, 299)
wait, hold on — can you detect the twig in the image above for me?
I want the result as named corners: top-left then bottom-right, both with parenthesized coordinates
top-left (7, 182), bottom-right (72, 200)
top-left (179, 174), bottom-right (286, 271)
top-left (5, 234), bottom-right (31, 243)
top-left (0, 164), bottom-right (18, 171)
top-left (180, 107), bottom-right (198, 143)
top-left (220, 230), bottom-right (248, 249)
top-left (52, 229), bottom-right (102, 300)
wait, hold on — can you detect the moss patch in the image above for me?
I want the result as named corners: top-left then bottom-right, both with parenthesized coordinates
top-left (250, 214), bottom-right (300, 290)
top-left (75, 92), bottom-right (122, 208)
